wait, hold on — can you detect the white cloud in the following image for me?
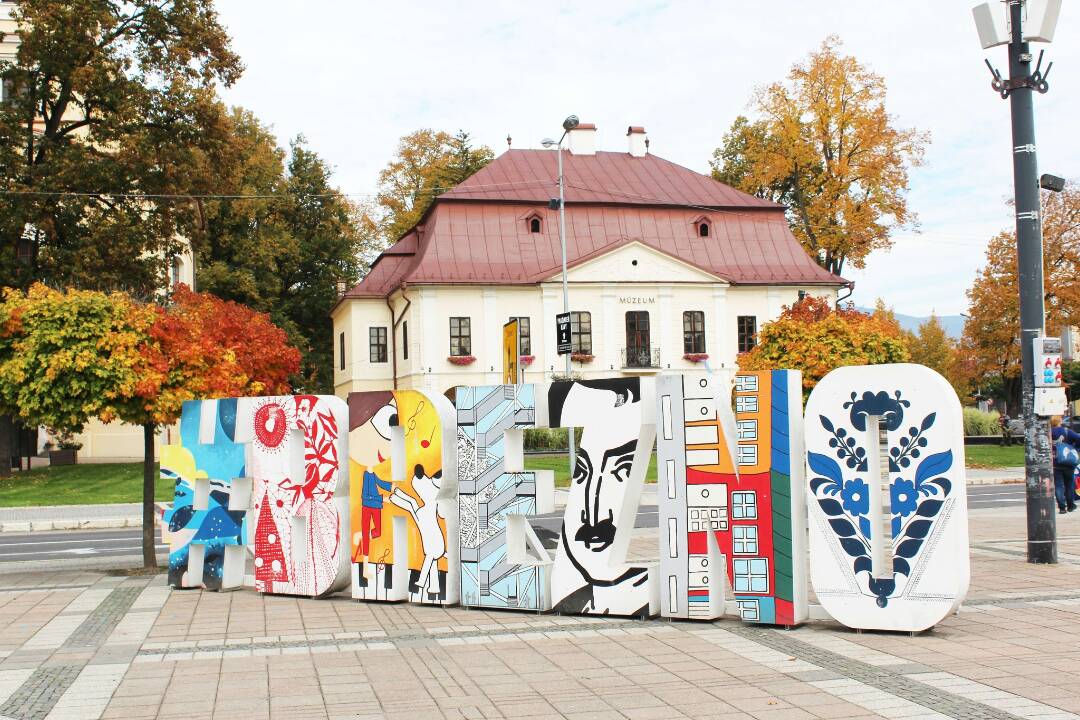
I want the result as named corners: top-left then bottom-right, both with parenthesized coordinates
top-left (213, 0), bottom-right (1079, 316)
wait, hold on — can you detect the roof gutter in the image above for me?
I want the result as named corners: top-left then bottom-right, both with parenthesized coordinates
top-left (386, 283), bottom-right (411, 390)
top-left (836, 281), bottom-right (855, 308)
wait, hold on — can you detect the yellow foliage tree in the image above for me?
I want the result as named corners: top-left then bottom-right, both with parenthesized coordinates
top-left (376, 129), bottom-right (494, 243)
top-left (711, 36), bottom-right (928, 276)
top-left (908, 314), bottom-right (968, 401)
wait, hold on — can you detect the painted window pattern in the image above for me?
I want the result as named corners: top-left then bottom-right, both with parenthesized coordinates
top-left (733, 558), bottom-right (769, 593)
top-left (735, 375), bottom-right (758, 392)
top-left (732, 525), bottom-right (758, 555)
top-left (737, 419), bottom-right (758, 440)
top-left (735, 396), bottom-right (758, 413)
top-left (737, 445), bottom-right (758, 466)
top-left (731, 491), bottom-right (757, 519)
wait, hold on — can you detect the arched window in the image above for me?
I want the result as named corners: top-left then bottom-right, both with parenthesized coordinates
top-left (529, 217), bottom-right (542, 233)
top-left (698, 222), bottom-right (710, 237)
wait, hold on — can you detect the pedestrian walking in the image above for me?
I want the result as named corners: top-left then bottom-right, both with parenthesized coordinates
top-left (1051, 416), bottom-right (1080, 514)
top-left (999, 412), bottom-right (1014, 447)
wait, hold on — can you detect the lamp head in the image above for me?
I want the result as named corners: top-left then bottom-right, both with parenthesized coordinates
top-left (562, 115), bottom-right (580, 131)
top-left (541, 138), bottom-right (556, 148)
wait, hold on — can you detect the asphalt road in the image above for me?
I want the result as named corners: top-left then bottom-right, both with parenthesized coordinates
top-left (0, 484), bottom-right (1028, 564)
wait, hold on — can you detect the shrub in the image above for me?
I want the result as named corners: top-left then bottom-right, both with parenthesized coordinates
top-left (523, 427), bottom-right (583, 451)
top-left (963, 408), bottom-right (1000, 436)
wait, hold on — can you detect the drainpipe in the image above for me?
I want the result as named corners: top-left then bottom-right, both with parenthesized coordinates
top-left (836, 281), bottom-right (855, 308)
top-left (386, 284), bottom-right (412, 390)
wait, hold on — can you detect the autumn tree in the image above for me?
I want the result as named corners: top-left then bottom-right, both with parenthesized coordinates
top-left (962, 185), bottom-right (1080, 409)
top-left (0, 285), bottom-right (153, 436)
top-left (0, 0), bottom-right (242, 294)
top-left (119, 286), bottom-right (300, 567)
top-left (375, 129), bottom-right (494, 243)
top-left (711, 36), bottom-right (927, 276)
top-left (908, 314), bottom-right (968, 400)
top-left (195, 110), bottom-right (367, 391)
top-left (738, 296), bottom-right (910, 395)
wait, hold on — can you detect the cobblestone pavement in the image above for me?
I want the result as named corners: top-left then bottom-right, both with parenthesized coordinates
top-left (0, 506), bottom-right (1077, 719)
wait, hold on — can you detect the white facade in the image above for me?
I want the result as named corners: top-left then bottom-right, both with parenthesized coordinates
top-left (332, 242), bottom-right (836, 398)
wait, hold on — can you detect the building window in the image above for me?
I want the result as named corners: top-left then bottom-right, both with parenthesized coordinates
top-left (698, 221), bottom-right (710, 237)
top-left (737, 315), bottom-right (757, 353)
top-left (450, 317), bottom-right (472, 356)
top-left (510, 317), bottom-right (531, 355)
top-left (733, 526), bottom-right (758, 555)
top-left (683, 311), bottom-right (705, 354)
top-left (571, 311), bottom-right (592, 354)
top-left (736, 419), bottom-right (758, 440)
top-left (737, 445), bottom-right (758, 466)
top-left (733, 558), bottom-right (769, 593)
top-left (731, 491), bottom-right (757, 520)
top-left (735, 395), bottom-right (758, 413)
top-left (402, 321), bottom-right (409, 360)
top-left (798, 290), bottom-right (809, 301)
top-left (369, 327), bottom-right (388, 363)
top-left (339, 332), bottom-right (345, 371)
top-left (529, 217), bottom-right (542, 233)
top-left (170, 258), bottom-right (181, 288)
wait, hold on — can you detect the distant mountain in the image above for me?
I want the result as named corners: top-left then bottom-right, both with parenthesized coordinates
top-left (857, 308), bottom-right (965, 339)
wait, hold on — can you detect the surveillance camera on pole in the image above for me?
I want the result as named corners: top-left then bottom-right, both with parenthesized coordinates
top-left (972, 0), bottom-right (1061, 563)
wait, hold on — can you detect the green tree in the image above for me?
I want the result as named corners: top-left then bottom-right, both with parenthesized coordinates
top-left (0, 0), bottom-right (242, 294)
top-left (376, 129), bottom-right (494, 243)
top-left (194, 111), bottom-right (366, 392)
top-left (710, 36), bottom-right (927, 276)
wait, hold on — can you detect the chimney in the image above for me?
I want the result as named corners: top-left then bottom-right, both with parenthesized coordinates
top-left (627, 126), bottom-right (647, 157)
top-left (567, 122), bottom-right (596, 155)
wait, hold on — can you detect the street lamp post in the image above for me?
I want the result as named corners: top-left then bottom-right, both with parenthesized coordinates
top-left (543, 115), bottom-right (580, 480)
top-left (973, 0), bottom-right (1061, 563)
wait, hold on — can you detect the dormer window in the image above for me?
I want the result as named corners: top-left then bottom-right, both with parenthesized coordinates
top-left (691, 215), bottom-right (712, 238)
top-left (524, 212), bottom-right (543, 234)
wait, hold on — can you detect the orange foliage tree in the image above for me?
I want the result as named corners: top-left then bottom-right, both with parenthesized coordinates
top-left (117, 286), bottom-right (301, 567)
top-left (738, 297), bottom-right (910, 395)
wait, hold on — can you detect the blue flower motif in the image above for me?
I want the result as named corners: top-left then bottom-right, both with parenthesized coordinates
top-left (844, 390), bottom-right (909, 431)
top-left (891, 478), bottom-right (918, 517)
top-left (840, 479), bottom-right (869, 516)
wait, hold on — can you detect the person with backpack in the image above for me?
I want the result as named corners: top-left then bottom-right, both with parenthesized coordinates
top-left (1051, 416), bottom-right (1080, 514)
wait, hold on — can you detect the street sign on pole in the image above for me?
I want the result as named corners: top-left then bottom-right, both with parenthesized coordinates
top-left (503, 320), bottom-right (520, 385)
top-left (555, 312), bottom-right (572, 355)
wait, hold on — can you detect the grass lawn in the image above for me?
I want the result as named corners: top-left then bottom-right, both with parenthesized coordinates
top-left (0, 462), bottom-right (172, 507)
top-left (964, 443), bottom-right (1024, 469)
top-left (524, 453), bottom-right (658, 488)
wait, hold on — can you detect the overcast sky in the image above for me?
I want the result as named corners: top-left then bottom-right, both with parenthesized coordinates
top-left (213, 0), bottom-right (1079, 318)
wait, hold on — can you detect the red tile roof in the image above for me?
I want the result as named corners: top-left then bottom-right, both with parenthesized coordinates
top-left (342, 148), bottom-right (845, 301)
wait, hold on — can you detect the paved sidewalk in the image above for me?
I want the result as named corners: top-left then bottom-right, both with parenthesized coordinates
top-left (0, 505), bottom-right (1077, 719)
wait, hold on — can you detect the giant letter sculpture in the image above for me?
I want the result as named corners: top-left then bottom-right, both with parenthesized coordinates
top-left (162, 398), bottom-right (249, 590)
top-left (348, 389), bottom-right (459, 604)
top-left (804, 364), bottom-right (969, 632)
top-left (549, 378), bottom-right (658, 617)
top-left (457, 384), bottom-right (555, 611)
top-left (656, 371), bottom-right (807, 625)
top-left (241, 395), bottom-right (351, 598)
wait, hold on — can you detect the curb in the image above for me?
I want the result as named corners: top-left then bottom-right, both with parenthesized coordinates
top-left (0, 517), bottom-right (141, 533)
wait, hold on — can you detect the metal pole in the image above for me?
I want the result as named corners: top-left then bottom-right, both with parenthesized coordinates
top-left (1006, 0), bottom-right (1056, 563)
top-left (558, 134), bottom-right (577, 477)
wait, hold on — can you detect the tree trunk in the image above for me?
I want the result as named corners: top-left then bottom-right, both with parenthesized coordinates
top-left (142, 423), bottom-right (157, 569)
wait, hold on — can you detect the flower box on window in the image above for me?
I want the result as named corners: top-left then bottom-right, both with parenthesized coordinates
top-left (447, 355), bottom-right (476, 366)
top-left (683, 353), bottom-right (709, 363)
top-left (570, 352), bottom-right (594, 363)
top-left (519, 355), bottom-right (535, 366)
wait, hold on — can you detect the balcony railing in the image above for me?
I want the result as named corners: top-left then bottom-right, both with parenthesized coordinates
top-left (621, 346), bottom-right (661, 369)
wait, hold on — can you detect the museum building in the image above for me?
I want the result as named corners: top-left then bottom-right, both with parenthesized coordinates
top-left (332, 125), bottom-right (848, 398)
